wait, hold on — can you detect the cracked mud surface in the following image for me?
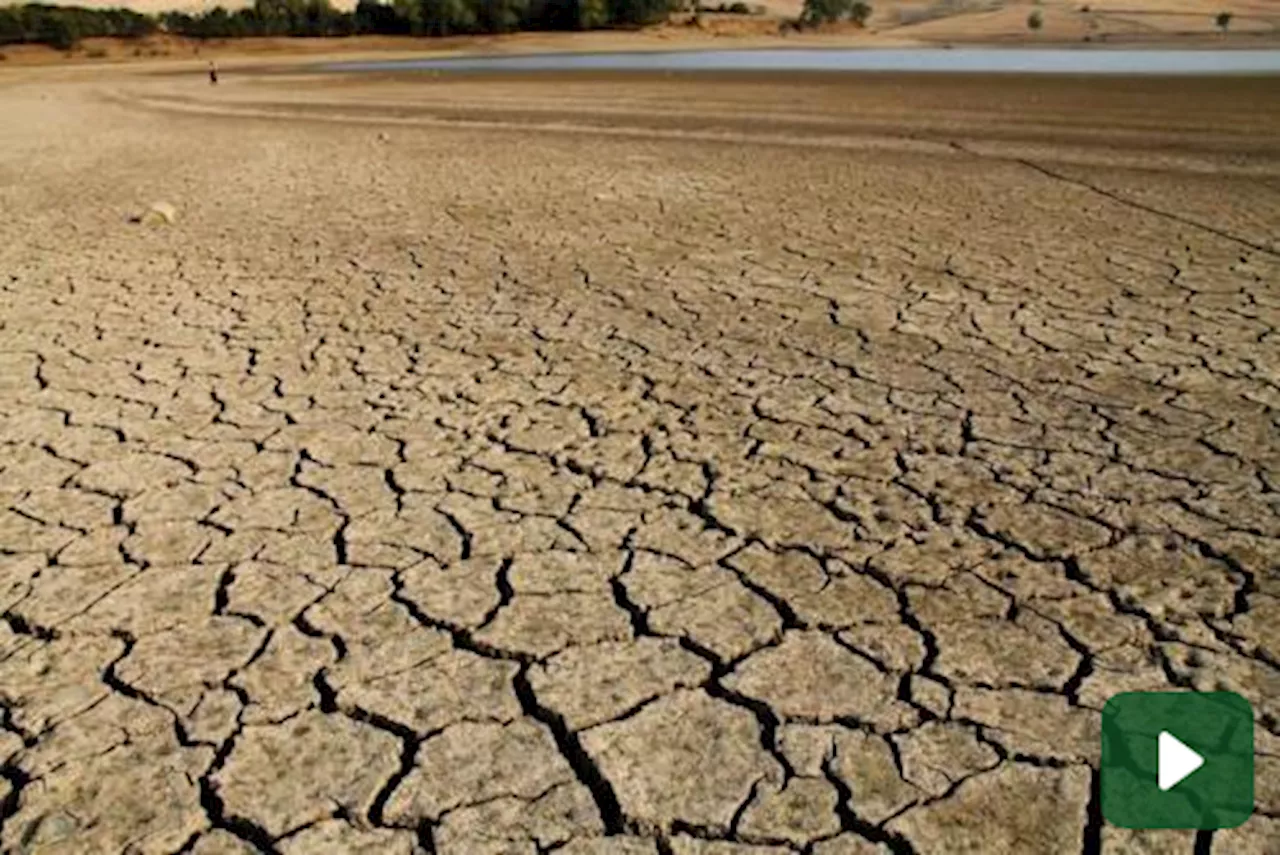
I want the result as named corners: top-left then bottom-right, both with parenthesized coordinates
top-left (1, 68), bottom-right (1278, 854)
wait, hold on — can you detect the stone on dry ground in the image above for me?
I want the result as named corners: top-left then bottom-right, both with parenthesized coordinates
top-left (0, 70), bottom-right (1277, 853)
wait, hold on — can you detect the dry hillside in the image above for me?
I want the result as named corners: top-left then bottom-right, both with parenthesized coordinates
top-left (4, 0), bottom-right (1276, 43)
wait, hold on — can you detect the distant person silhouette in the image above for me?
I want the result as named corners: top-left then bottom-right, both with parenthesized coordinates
top-left (208, 61), bottom-right (218, 85)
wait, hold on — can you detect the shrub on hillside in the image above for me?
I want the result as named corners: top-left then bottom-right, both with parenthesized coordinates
top-left (801, 0), bottom-right (872, 26)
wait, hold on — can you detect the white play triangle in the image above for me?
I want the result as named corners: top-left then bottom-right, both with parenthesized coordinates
top-left (1158, 731), bottom-right (1205, 791)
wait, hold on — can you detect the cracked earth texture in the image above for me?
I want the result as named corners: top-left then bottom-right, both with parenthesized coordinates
top-left (0, 69), bottom-right (1278, 854)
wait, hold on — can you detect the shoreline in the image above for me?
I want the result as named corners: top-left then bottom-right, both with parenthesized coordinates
top-left (311, 48), bottom-right (1280, 80)
top-left (4, 37), bottom-right (1279, 78)
top-left (3, 17), bottom-right (1280, 70)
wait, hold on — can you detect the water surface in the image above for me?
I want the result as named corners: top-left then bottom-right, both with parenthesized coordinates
top-left (327, 47), bottom-right (1280, 76)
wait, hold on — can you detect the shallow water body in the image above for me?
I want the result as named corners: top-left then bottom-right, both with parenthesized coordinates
top-left (326, 47), bottom-right (1280, 76)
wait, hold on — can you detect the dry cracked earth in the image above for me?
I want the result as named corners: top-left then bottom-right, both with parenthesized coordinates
top-left (0, 68), bottom-right (1278, 855)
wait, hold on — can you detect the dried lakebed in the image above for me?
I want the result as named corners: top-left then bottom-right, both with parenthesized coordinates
top-left (0, 68), bottom-right (1277, 854)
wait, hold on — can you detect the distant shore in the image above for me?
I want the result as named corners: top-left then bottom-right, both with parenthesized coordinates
top-left (3, 2), bottom-right (1279, 68)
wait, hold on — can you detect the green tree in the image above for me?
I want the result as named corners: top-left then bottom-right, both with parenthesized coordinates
top-left (252, 0), bottom-right (303, 34)
top-left (476, 0), bottom-right (529, 32)
top-left (355, 0), bottom-right (404, 33)
top-left (577, 0), bottom-right (609, 28)
top-left (801, 0), bottom-right (852, 25)
top-left (418, 0), bottom-right (479, 35)
top-left (608, 0), bottom-right (673, 25)
top-left (1027, 9), bottom-right (1042, 29)
top-left (1215, 11), bottom-right (1232, 31)
top-left (0, 8), bottom-right (24, 44)
top-left (201, 7), bottom-right (231, 37)
top-left (46, 15), bottom-right (79, 50)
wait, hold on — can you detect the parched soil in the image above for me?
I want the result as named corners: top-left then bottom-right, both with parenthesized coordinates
top-left (0, 65), bottom-right (1278, 854)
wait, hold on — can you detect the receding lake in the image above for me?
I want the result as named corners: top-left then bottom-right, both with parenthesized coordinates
top-left (326, 48), bottom-right (1280, 76)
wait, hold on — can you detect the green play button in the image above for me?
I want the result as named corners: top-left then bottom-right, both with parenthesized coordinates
top-left (1102, 691), bottom-right (1254, 829)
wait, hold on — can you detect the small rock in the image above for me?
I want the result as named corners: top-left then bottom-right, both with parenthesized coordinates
top-left (377, 131), bottom-right (390, 143)
top-left (134, 201), bottom-right (177, 226)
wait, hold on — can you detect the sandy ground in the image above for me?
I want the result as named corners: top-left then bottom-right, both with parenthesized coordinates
top-left (1, 61), bottom-right (1280, 855)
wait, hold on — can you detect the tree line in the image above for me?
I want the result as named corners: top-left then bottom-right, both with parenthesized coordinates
top-left (0, 0), bottom-right (874, 52)
top-left (0, 4), bottom-right (154, 50)
top-left (0, 0), bottom-right (680, 48)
